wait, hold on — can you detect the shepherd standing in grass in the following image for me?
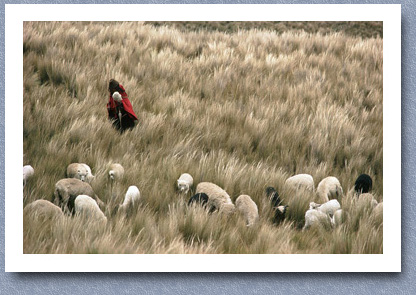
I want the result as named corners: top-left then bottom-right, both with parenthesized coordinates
top-left (107, 79), bottom-right (138, 133)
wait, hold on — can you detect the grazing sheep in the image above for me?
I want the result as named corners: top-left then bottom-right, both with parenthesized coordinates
top-left (265, 186), bottom-right (281, 207)
top-left (354, 174), bottom-right (373, 195)
top-left (309, 199), bottom-right (341, 217)
top-left (108, 163), bottom-right (124, 181)
top-left (113, 186), bottom-right (141, 217)
top-left (188, 193), bottom-right (209, 207)
top-left (23, 199), bottom-right (63, 221)
top-left (196, 182), bottom-right (233, 212)
top-left (23, 165), bottom-right (34, 186)
top-left (66, 163), bottom-right (94, 183)
top-left (265, 187), bottom-right (288, 225)
top-left (285, 174), bottom-right (314, 192)
top-left (316, 176), bottom-right (343, 202)
top-left (303, 209), bottom-right (332, 230)
top-left (273, 205), bottom-right (289, 225)
top-left (119, 185), bottom-right (141, 209)
top-left (177, 173), bottom-right (193, 194)
top-left (52, 178), bottom-right (104, 214)
top-left (235, 195), bottom-right (259, 227)
top-left (74, 195), bottom-right (107, 224)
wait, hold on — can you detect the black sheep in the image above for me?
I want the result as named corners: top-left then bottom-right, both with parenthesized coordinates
top-left (188, 193), bottom-right (209, 207)
top-left (354, 174), bottom-right (373, 195)
top-left (265, 187), bottom-right (288, 225)
top-left (265, 186), bottom-right (281, 208)
top-left (273, 205), bottom-right (289, 225)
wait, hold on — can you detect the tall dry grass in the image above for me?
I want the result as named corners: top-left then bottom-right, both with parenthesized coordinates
top-left (23, 21), bottom-right (382, 254)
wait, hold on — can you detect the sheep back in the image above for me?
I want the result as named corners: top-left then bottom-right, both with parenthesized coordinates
top-left (285, 174), bottom-right (314, 192)
top-left (316, 199), bottom-right (341, 217)
top-left (24, 199), bottom-right (63, 221)
top-left (354, 174), bottom-right (373, 195)
top-left (303, 209), bottom-right (332, 230)
top-left (122, 185), bottom-right (141, 206)
top-left (52, 178), bottom-right (103, 214)
top-left (196, 182), bottom-right (232, 211)
top-left (235, 195), bottom-right (259, 226)
top-left (74, 195), bottom-right (107, 223)
top-left (316, 176), bottom-right (343, 203)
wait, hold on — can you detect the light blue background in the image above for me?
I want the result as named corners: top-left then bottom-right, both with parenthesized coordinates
top-left (1, 0), bottom-right (413, 294)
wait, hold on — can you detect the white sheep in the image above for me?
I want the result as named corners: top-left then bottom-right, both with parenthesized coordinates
top-left (177, 173), bottom-right (193, 194)
top-left (120, 185), bottom-right (141, 209)
top-left (303, 209), bottom-right (332, 230)
top-left (285, 174), bottom-right (314, 192)
top-left (309, 199), bottom-right (341, 217)
top-left (74, 195), bottom-right (107, 224)
top-left (196, 182), bottom-right (233, 212)
top-left (24, 199), bottom-right (63, 220)
top-left (109, 163), bottom-right (125, 181)
top-left (66, 163), bottom-right (94, 183)
top-left (23, 165), bottom-right (34, 187)
top-left (235, 195), bottom-right (259, 227)
top-left (316, 176), bottom-right (343, 203)
top-left (52, 178), bottom-right (104, 214)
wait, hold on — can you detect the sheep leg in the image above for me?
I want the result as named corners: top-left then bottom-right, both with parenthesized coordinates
top-left (110, 179), bottom-right (114, 199)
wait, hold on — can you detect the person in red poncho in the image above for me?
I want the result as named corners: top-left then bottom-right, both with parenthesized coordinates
top-left (107, 79), bottom-right (138, 133)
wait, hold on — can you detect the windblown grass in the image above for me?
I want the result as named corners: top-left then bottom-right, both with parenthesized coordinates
top-left (23, 21), bottom-right (382, 254)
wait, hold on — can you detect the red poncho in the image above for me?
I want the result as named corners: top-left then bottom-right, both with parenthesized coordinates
top-left (107, 84), bottom-right (138, 121)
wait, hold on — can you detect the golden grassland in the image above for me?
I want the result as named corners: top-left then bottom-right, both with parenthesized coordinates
top-left (147, 21), bottom-right (383, 39)
top-left (23, 21), bottom-right (382, 254)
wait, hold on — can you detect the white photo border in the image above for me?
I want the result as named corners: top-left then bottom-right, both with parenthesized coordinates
top-left (6, 4), bottom-right (401, 272)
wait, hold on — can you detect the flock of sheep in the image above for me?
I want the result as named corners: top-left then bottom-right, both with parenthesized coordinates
top-left (23, 162), bottom-right (382, 232)
top-left (183, 172), bottom-right (381, 230)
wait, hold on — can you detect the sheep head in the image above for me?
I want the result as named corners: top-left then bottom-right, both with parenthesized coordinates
top-left (177, 180), bottom-right (190, 193)
top-left (309, 202), bottom-right (321, 210)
